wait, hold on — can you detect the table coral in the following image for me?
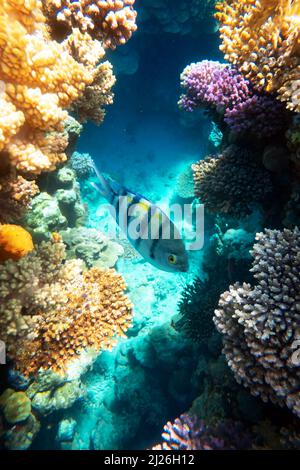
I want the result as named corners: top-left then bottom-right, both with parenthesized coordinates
top-left (214, 227), bottom-right (300, 418)
top-left (215, 0), bottom-right (300, 112)
top-left (192, 146), bottom-right (273, 218)
top-left (43, 0), bottom-right (137, 49)
top-left (0, 224), bottom-right (34, 262)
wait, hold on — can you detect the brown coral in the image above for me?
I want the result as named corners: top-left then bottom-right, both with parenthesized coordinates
top-left (44, 0), bottom-right (137, 49)
top-left (216, 0), bottom-right (300, 112)
top-left (0, 235), bottom-right (133, 375)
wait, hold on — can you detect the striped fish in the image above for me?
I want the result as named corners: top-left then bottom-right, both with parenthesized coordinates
top-left (91, 166), bottom-right (189, 273)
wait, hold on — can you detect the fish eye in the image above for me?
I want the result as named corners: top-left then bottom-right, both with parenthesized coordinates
top-left (168, 254), bottom-right (177, 265)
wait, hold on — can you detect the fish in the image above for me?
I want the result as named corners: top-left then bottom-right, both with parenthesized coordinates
top-left (91, 166), bottom-right (189, 273)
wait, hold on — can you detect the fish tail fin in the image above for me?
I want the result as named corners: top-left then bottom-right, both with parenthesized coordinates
top-left (91, 163), bottom-right (112, 200)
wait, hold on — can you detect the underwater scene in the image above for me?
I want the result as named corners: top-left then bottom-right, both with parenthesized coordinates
top-left (0, 0), bottom-right (300, 452)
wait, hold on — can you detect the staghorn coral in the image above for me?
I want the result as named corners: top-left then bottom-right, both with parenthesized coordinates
top-left (192, 146), bottom-right (273, 218)
top-left (214, 227), bottom-right (300, 418)
top-left (44, 0), bottom-right (137, 49)
top-left (0, 235), bottom-right (133, 375)
top-left (60, 227), bottom-right (124, 269)
top-left (0, 224), bottom-right (34, 262)
top-left (216, 0), bottom-right (300, 112)
top-left (152, 413), bottom-right (253, 450)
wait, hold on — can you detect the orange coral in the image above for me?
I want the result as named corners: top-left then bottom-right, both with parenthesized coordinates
top-left (0, 224), bottom-right (34, 262)
top-left (0, 0), bottom-right (93, 175)
top-left (43, 0), bottom-right (137, 49)
top-left (215, 0), bottom-right (300, 112)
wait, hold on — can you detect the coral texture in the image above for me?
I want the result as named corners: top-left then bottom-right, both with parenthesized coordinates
top-left (179, 60), bottom-right (251, 113)
top-left (214, 228), bottom-right (300, 418)
top-left (192, 146), bottom-right (273, 218)
top-left (0, 224), bottom-right (34, 262)
top-left (216, 0), bottom-right (300, 112)
top-left (0, 236), bottom-right (133, 375)
top-left (70, 152), bottom-right (94, 180)
top-left (44, 0), bottom-right (137, 49)
top-left (60, 227), bottom-right (124, 269)
top-left (0, 173), bottom-right (39, 224)
top-left (224, 94), bottom-right (287, 138)
top-left (0, 0), bottom-right (93, 175)
top-left (152, 413), bottom-right (253, 450)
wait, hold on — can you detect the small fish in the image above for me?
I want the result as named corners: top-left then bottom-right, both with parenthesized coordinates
top-left (91, 166), bottom-right (189, 273)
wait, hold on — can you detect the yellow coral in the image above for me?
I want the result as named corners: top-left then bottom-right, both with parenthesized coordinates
top-left (0, 224), bottom-right (34, 262)
top-left (216, 0), bottom-right (300, 111)
top-left (0, 0), bottom-right (93, 175)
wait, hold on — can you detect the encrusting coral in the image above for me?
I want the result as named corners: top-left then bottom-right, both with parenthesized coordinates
top-left (0, 224), bottom-right (34, 262)
top-left (215, 0), bottom-right (300, 112)
top-left (192, 146), bottom-right (273, 218)
top-left (214, 227), bottom-right (300, 418)
top-left (43, 0), bottom-right (137, 49)
top-left (0, 235), bottom-right (133, 375)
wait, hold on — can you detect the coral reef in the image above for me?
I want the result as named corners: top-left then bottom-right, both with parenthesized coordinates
top-left (0, 235), bottom-right (133, 375)
top-left (179, 61), bottom-right (251, 114)
top-left (0, 389), bottom-right (40, 450)
top-left (0, 224), bottom-right (34, 262)
top-left (0, 0), bottom-right (92, 175)
top-left (152, 413), bottom-right (253, 450)
top-left (24, 167), bottom-right (87, 241)
top-left (214, 228), bottom-right (300, 418)
top-left (192, 146), bottom-right (273, 218)
top-left (179, 60), bottom-right (289, 139)
top-left (224, 94), bottom-right (288, 139)
top-left (70, 152), bottom-right (94, 180)
top-left (44, 0), bottom-right (137, 49)
top-left (216, 0), bottom-right (300, 112)
top-left (0, 173), bottom-right (39, 224)
top-left (60, 227), bottom-right (124, 268)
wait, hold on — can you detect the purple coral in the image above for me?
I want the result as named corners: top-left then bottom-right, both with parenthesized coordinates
top-left (152, 414), bottom-right (253, 450)
top-left (178, 60), bottom-right (251, 113)
top-left (224, 94), bottom-right (287, 138)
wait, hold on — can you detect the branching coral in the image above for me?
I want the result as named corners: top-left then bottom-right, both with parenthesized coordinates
top-left (179, 60), bottom-right (289, 138)
top-left (43, 0), bottom-right (137, 49)
top-left (0, 173), bottom-right (39, 223)
top-left (214, 228), bottom-right (300, 418)
top-left (0, 0), bottom-right (93, 175)
top-left (179, 60), bottom-right (251, 113)
top-left (192, 146), bottom-right (273, 218)
top-left (152, 413), bottom-right (253, 450)
top-left (215, 0), bottom-right (300, 112)
top-left (0, 235), bottom-right (133, 375)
